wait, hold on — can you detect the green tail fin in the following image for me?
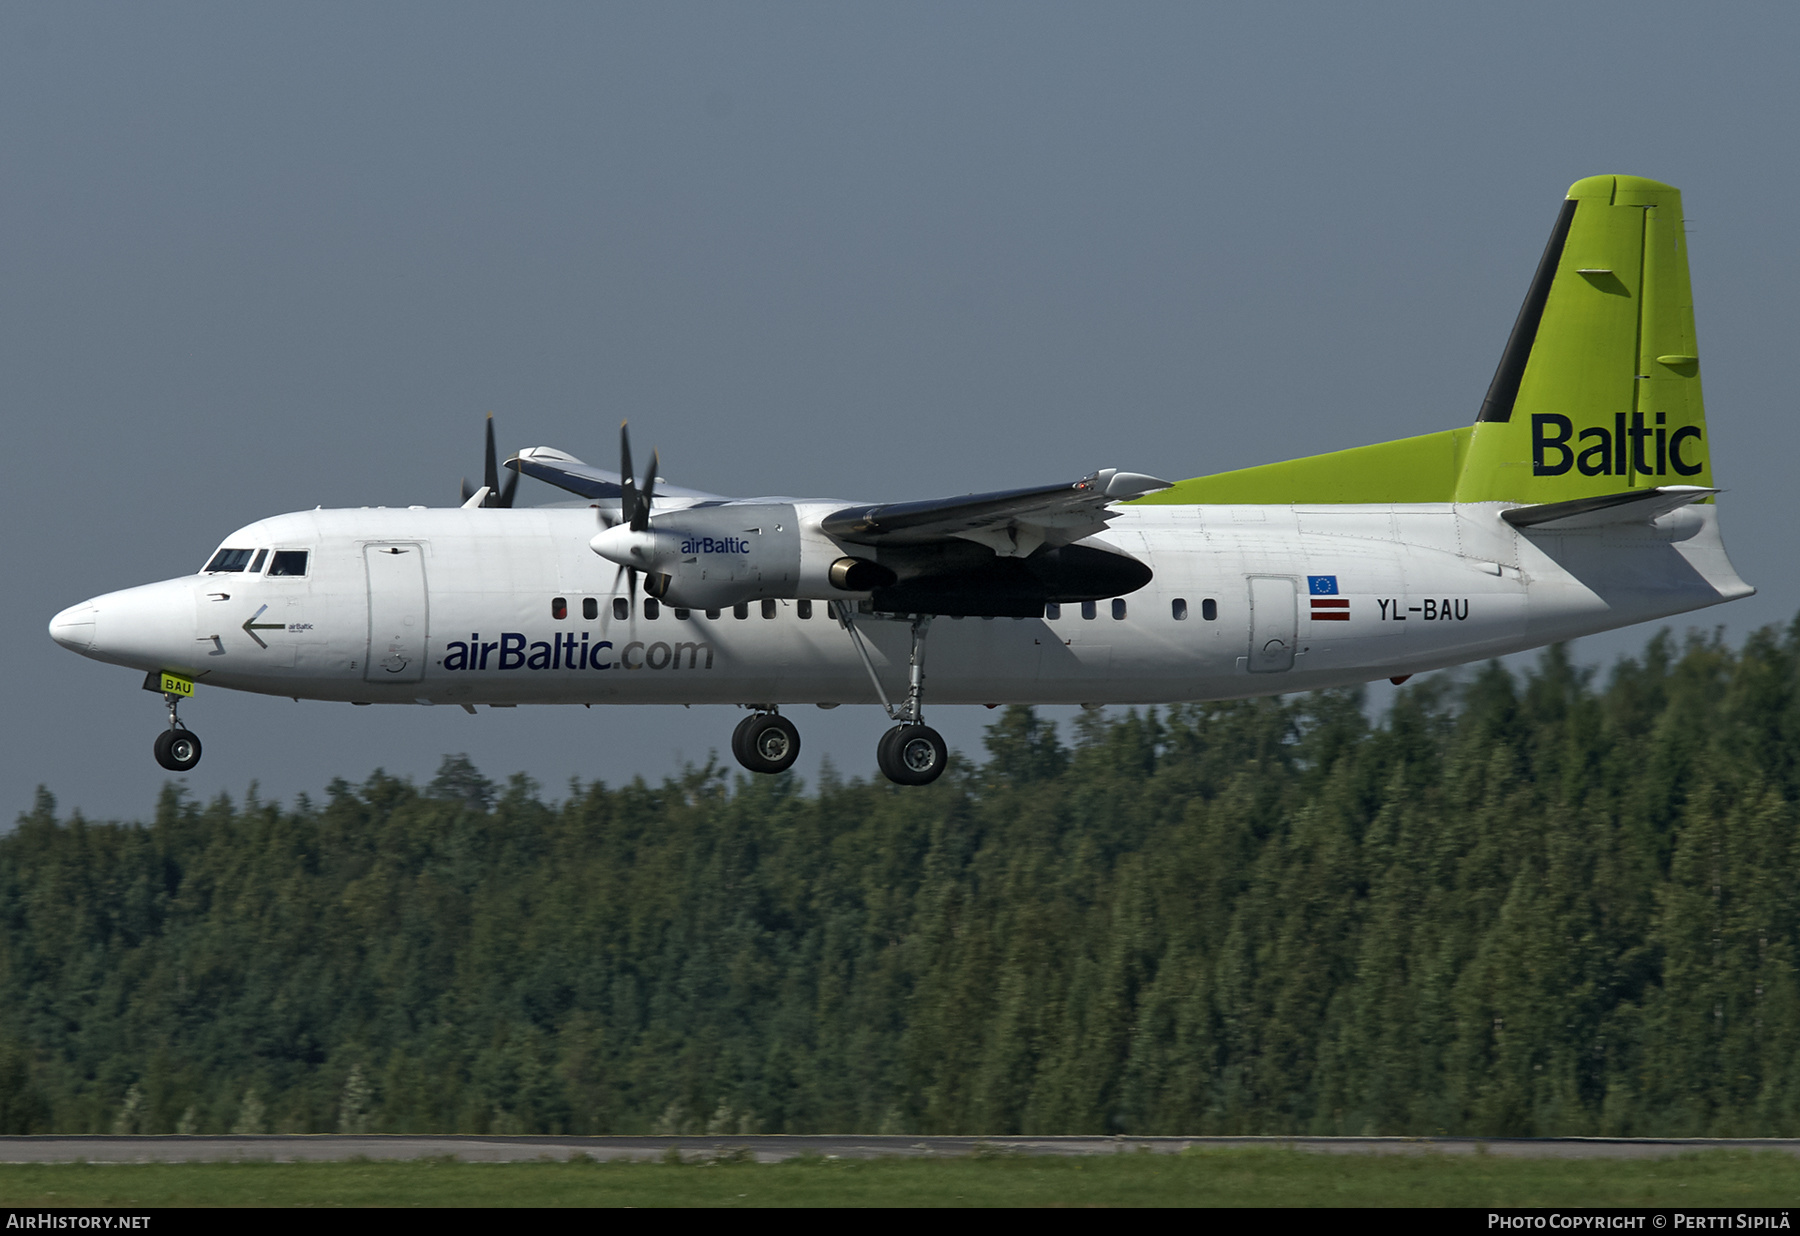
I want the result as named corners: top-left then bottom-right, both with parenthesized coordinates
top-left (1456, 174), bottom-right (1710, 501)
top-left (1138, 175), bottom-right (1710, 508)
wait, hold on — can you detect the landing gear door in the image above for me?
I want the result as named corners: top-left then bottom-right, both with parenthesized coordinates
top-left (364, 544), bottom-right (428, 684)
top-left (1247, 575), bottom-right (1297, 673)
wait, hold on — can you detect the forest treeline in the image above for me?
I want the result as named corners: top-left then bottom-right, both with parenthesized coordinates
top-left (4, 621), bottom-right (1800, 1137)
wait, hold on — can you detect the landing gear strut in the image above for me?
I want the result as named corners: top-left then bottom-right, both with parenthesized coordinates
top-left (731, 710), bottom-right (801, 774)
top-left (153, 690), bottom-right (202, 772)
top-left (834, 604), bottom-right (948, 786)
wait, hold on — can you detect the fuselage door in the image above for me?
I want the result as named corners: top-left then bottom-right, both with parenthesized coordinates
top-left (364, 543), bottom-right (428, 684)
top-left (1247, 575), bottom-right (1297, 673)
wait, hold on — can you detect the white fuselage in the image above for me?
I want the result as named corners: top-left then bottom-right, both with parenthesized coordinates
top-left (49, 500), bottom-right (1752, 709)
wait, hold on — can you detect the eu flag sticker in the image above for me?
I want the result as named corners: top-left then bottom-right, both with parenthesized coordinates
top-left (1309, 573), bottom-right (1349, 621)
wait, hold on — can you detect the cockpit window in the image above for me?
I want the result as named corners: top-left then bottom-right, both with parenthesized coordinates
top-left (204, 548), bottom-right (255, 573)
top-left (267, 551), bottom-right (310, 577)
top-left (249, 549), bottom-right (268, 573)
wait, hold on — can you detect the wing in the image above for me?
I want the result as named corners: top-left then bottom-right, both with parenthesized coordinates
top-left (505, 447), bottom-right (730, 504)
top-left (820, 469), bottom-right (1171, 558)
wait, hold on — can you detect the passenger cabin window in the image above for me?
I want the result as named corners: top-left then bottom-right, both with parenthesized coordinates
top-left (643, 599), bottom-right (660, 620)
top-left (267, 551), bottom-right (309, 577)
top-left (797, 600), bottom-right (812, 619)
top-left (249, 549), bottom-right (268, 573)
top-left (674, 608), bottom-right (690, 620)
top-left (762, 599), bottom-right (777, 619)
top-left (583, 597), bottom-right (598, 620)
top-left (204, 548), bottom-right (254, 573)
top-left (1045, 602), bottom-right (1061, 619)
top-left (612, 597), bottom-right (629, 621)
top-left (551, 597), bottom-right (567, 620)
top-left (1081, 600), bottom-right (1097, 620)
top-left (733, 603), bottom-right (749, 620)
top-left (706, 609), bottom-right (721, 620)
top-left (1202, 598), bottom-right (1218, 621)
top-left (1112, 599), bottom-right (1127, 620)
top-left (1172, 598), bottom-right (1188, 620)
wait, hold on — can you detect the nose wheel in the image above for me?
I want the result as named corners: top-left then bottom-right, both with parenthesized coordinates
top-left (731, 711), bottom-right (800, 774)
top-left (152, 686), bottom-right (203, 772)
top-left (154, 727), bottom-right (203, 772)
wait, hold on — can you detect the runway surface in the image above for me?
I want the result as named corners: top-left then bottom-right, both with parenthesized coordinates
top-left (2, 1135), bottom-right (1796, 1164)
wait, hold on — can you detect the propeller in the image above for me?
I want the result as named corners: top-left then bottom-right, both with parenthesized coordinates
top-left (459, 414), bottom-right (520, 509)
top-left (605, 421), bottom-right (660, 606)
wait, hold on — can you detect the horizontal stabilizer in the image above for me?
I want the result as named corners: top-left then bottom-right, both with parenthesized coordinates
top-left (1500, 485), bottom-right (1716, 530)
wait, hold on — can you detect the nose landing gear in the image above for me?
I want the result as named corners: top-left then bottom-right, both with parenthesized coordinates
top-left (145, 673), bottom-right (203, 771)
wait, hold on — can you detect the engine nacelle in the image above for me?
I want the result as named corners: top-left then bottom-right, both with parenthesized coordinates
top-left (590, 500), bottom-right (1152, 616)
top-left (591, 503), bottom-right (805, 611)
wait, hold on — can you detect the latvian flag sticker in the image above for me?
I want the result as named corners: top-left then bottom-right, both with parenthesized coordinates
top-left (1307, 575), bottom-right (1349, 621)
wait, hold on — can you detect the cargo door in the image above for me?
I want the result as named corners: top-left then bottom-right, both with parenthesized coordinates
top-left (364, 544), bottom-right (428, 684)
top-left (1247, 576), bottom-right (1297, 673)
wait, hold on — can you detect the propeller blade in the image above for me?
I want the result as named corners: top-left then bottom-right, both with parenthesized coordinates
top-left (633, 446), bottom-right (658, 533)
top-left (619, 421), bottom-right (640, 532)
top-left (644, 448), bottom-right (659, 502)
top-left (498, 466), bottom-right (519, 509)
top-left (608, 561), bottom-right (640, 614)
top-left (483, 414), bottom-right (500, 500)
top-left (460, 477), bottom-right (476, 505)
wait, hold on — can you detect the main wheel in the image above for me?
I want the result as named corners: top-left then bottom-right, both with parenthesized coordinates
top-left (154, 728), bottom-right (202, 772)
top-left (876, 724), bottom-right (947, 786)
top-left (736, 714), bottom-right (800, 774)
top-left (729, 714), bottom-right (760, 767)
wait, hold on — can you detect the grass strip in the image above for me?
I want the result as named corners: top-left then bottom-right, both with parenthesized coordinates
top-left (0, 1148), bottom-right (1796, 1208)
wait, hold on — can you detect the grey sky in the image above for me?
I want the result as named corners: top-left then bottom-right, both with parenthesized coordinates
top-left (7, 3), bottom-right (1796, 821)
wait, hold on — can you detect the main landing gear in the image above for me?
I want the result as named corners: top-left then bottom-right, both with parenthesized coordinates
top-left (731, 711), bottom-right (801, 775)
top-left (838, 605), bottom-right (948, 787)
top-left (876, 722), bottom-right (948, 787)
top-left (153, 690), bottom-right (203, 772)
top-left (724, 607), bottom-right (949, 787)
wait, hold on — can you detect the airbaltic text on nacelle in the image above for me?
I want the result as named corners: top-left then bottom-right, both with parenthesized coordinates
top-left (441, 633), bottom-right (713, 671)
top-left (682, 536), bottom-right (750, 554)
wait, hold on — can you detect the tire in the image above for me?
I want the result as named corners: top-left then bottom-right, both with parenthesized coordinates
top-left (876, 724), bottom-right (947, 786)
top-left (729, 714), bottom-right (759, 768)
top-left (737, 714), bottom-right (800, 774)
top-left (876, 724), bottom-right (905, 780)
top-left (154, 728), bottom-right (202, 772)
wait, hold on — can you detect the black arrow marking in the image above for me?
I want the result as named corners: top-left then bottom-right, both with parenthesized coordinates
top-left (242, 604), bottom-right (285, 649)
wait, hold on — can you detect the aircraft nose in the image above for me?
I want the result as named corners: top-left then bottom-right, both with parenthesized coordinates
top-left (48, 602), bottom-right (98, 652)
top-left (50, 579), bottom-right (201, 671)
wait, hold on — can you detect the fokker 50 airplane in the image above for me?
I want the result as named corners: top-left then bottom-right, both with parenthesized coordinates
top-left (49, 175), bottom-right (1752, 784)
